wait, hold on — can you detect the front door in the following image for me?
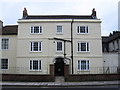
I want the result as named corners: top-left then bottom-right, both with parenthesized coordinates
top-left (55, 58), bottom-right (64, 76)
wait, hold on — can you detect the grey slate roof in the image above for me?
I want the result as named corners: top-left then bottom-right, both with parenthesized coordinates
top-left (24, 15), bottom-right (95, 19)
top-left (0, 25), bottom-right (18, 35)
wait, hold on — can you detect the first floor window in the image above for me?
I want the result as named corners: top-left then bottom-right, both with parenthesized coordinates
top-left (56, 41), bottom-right (63, 51)
top-left (78, 60), bottom-right (89, 70)
top-left (0, 59), bottom-right (8, 69)
top-left (78, 42), bottom-right (89, 52)
top-left (30, 41), bottom-right (42, 52)
top-left (1, 38), bottom-right (9, 50)
top-left (30, 60), bottom-right (41, 70)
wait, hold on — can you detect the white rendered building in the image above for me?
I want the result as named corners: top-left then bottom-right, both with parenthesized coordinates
top-left (0, 8), bottom-right (103, 76)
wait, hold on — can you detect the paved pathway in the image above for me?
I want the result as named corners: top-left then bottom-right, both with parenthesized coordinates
top-left (0, 81), bottom-right (119, 87)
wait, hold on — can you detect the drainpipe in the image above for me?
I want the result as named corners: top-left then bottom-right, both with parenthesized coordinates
top-left (71, 19), bottom-right (74, 74)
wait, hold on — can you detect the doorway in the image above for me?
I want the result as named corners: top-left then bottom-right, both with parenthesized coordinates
top-left (54, 57), bottom-right (64, 76)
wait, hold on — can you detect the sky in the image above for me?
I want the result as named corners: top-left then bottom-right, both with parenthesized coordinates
top-left (0, 0), bottom-right (119, 36)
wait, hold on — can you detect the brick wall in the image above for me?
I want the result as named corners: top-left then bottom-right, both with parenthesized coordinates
top-left (2, 64), bottom-right (120, 82)
top-left (2, 74), bottom-right (54, 82)
top-left (65, 74), bottom-right (120, 82)
top-left (2, 64), bottom-right (55, 82)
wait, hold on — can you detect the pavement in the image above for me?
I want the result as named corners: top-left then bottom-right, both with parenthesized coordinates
top-left (0, 81), bottom-right (120, 87)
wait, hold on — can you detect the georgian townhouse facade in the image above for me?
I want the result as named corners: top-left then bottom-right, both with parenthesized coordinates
top-left (0, 8), bottom-right (103, 76)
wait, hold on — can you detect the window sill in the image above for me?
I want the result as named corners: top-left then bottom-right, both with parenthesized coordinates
top-left (56, 51), bottom-right (64, 54)
top-left (30, 33), bottom-right (43, 35)
top-left (29, 70), bottom-right (42, 72)
top-left (30, 51), bottom-right (42, 53)
top-left (77, 51), bottom-right (90, 53)
top-left (1, 49), bottom-right (9, 51)
top-left (77, 70), bottom-right (90, 72)
top-left (77, 33), bottom-right (89, 35)
top-left (56, 33), bottom-right (63, 35)
top-left (0, 69), bottom-right (9, 70)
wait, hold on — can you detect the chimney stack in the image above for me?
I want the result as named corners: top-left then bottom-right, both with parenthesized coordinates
top-left (91, 8), bottom-right (97, 19)
top-left (23, 8), bottom-right (28, 19)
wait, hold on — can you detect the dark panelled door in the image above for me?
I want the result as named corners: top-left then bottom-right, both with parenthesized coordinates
top-left (55, 58), bottom-right (64, 76)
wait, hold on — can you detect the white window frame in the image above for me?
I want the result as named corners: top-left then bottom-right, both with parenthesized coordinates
top-left (56, 41), bottom-right (63, 52)
top-left (78, 60), bottom-right (90, 71)
top-left (78, 42), bottom-right (90, 52)
top-left (0, 58), bottom-right (9, 70)
top-left (29, 60), bottom-right (42, 71)
top-left (1, 38), bottom-right (9, 50)
top-left (30, 41), bottom-right (42, 52)
top-left (30, 26), bottom-right (42, 34)
top-left (77, 26), bottom-right (89, 34)
top-left (56, 25), bottom-right (63, 34)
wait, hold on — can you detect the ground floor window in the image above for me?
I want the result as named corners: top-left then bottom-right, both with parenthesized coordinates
top-left (78, 60), bottom-right (89, 70)
top-left (0, 58), bottom-right (8, 70)
top-left (29, 60), bottom-right (41, 71)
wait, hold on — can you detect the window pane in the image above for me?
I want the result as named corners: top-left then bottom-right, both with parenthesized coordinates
top-left (81, 43), bottom-right (86, 51)
top-left (30, 60), bottom-right (41, 70)
top-left (78, 60), bottom-right (80, 69)
top-left (30, 60), bottom-right (32, 70)
top-left (33, 61), bottom-right (38, 70)
top-left (40, 26), bottom-right (42, 33)
top-left (57, 26), bottom-right (62, 33)
top-left (78, 43), bottom-right (80, 51)
top-left (87, 43), bottom-right (89, 51)
top-left (86, 26), bottom-right (88, 33)
top-left (34, 26), bottom-right (39, 33)
top-left (81, 61), bottom-right (86, 70)
top-left (31, 42), bottom-right (42, 52)
top-left (1, 59), bottom-right (8, 69)
top-left (33, 42), bottom-right (38, 51)
top-left (39, 42), bottom-right (41, 51)
top-left (2, 39), bottom-right (9, 50)
top-left (57, 42), bottom-right (62, 51)
top-left (80, 26), bottom-right (85, 33)
top-left (77, 26), bottom-right (88, 34)
top-left (87, 61), bottom-right (89, 70)
top-left (31, 27), bottom-right (33, 33)
top-left (31, 42), bottom-right (33, 51)
top-left (39, 61), bottom-right (41, 70)
top-left (77, 26), bottom-right (80, 33)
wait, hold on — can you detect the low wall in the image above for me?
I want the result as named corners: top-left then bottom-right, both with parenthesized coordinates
top-left (1, 64), bottom-right (120, 82)
top-left (2, 65), bottom-right (55, 82)
top-left (2, 74), bottom-right (54, 82)
top-left (65, 74), bottom-right (120, 82)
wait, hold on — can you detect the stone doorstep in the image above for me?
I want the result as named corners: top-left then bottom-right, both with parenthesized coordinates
top-left (55, 76), bottom-right (65, 82)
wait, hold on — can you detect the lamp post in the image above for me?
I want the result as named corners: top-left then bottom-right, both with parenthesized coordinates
top-left (51, 37), bottom-right (71, 59)
top-left (48, 37), bottom-right (73, 73)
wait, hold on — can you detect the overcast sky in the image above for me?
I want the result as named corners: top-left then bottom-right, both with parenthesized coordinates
top-left (0, 0), bottom-right (119, 36)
